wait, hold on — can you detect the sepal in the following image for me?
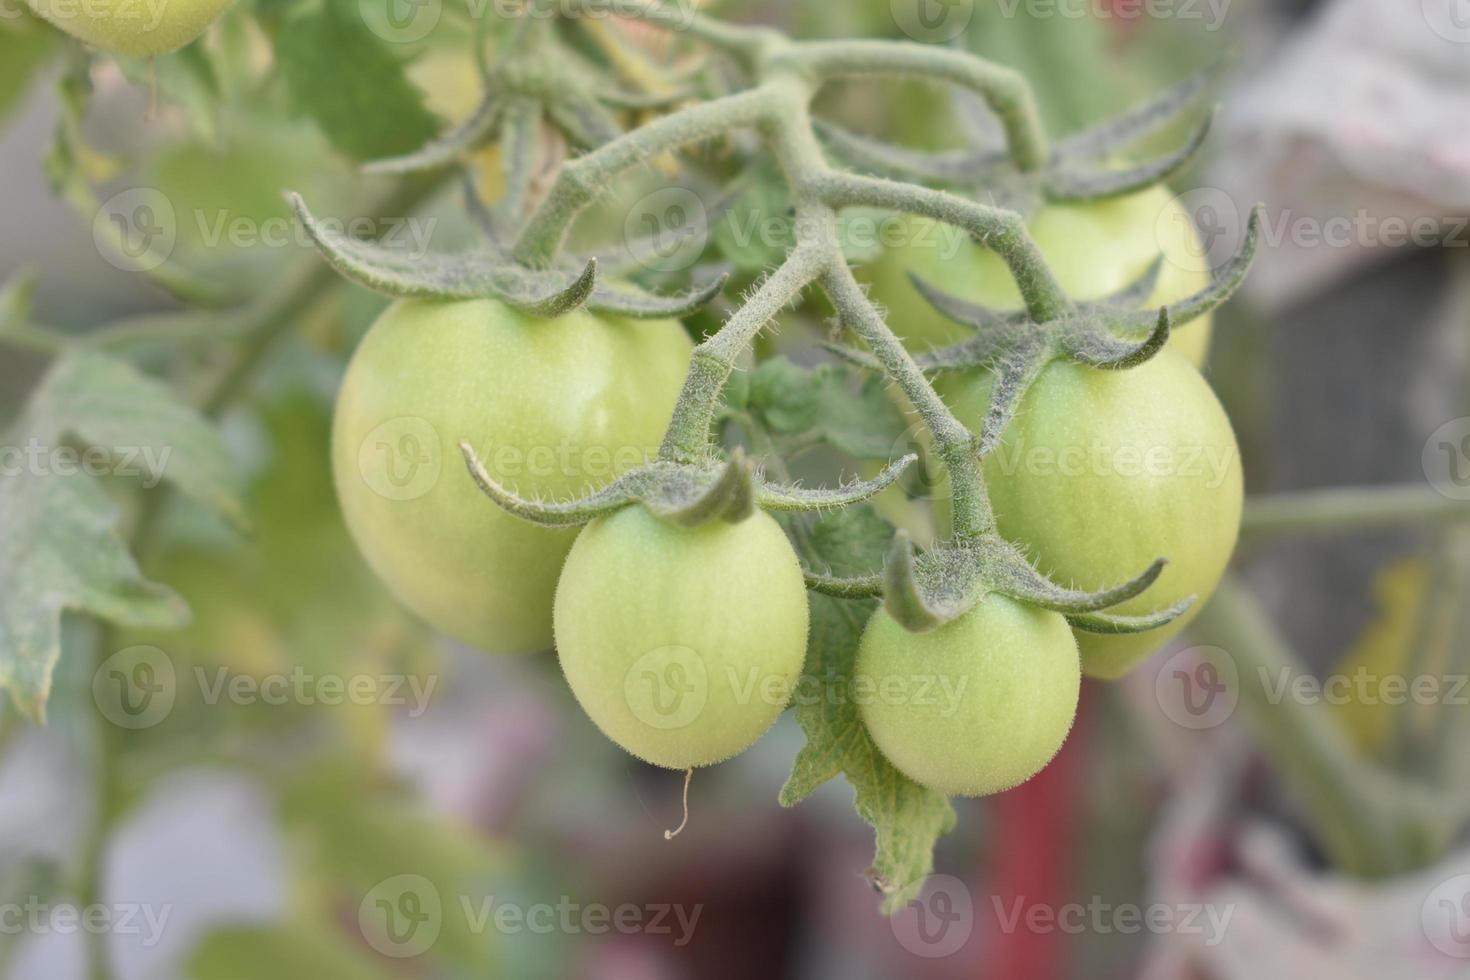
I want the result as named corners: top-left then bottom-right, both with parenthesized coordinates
top-left (290, 194), bottom-right (727, 317)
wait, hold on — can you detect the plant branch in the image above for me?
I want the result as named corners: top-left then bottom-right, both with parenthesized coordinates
top-left (786, 41), bottom-right (1047, 172)
top-left (659, 240), bottom-right (828, 461)
top-left (1241, 485), bottom-right (1470, 538)
top-left (809, 171), bottom-right (1071, 322)
top-left (563, 0), bottom-right (775, 60)
top-left (1192, 577), bottom-right (1450, 876)
top-left (511, 87), bottom-right (781, 266)
top-left (821, 262), bottom-right (992, 542)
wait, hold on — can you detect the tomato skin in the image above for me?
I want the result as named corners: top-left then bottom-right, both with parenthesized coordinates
top-left (553, 507), bottom-right (810, 769)
top-left (857, 595), bottom-right (1079, 797)
top-left (940, 348), bottom-right (1242, 679)
top-left (27, 0), bottom-right (236, 57)
top-left (859, 184), bottom-right (1214, 367)
top-left (331, 299), bottom-right (692, 654)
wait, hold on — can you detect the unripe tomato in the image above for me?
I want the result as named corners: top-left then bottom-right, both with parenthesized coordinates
top-left (332, 299), bottom-right (692, 654)
top-left (27, 0), bottom-right (236, 57)
top-left (940, 348), bottom-right (1243, 678)
top-left (553, 507), bottom-right (810, 769)
top-left (857, 595), bottom-right (1079, 797)
top-left (859, 184), bottom-right (1214, 367)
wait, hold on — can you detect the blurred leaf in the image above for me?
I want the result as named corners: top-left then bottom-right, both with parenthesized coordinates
top-left (0, 15), bottom-right (58, 128)
top-left (747, 357), bottom-right (908, 459)
top-left (45, 57), bottom-right (233, 306)
top-left (141, 116), bottom-right (354, 287)
top-left (0, 349), bottom-right (246, 720)
top-left (273, 0), bottom-right (439, 162)
top-left (1330, 559), bottom-right (1428, 757)
top-left (33, 351), bottom-right (246, 523)
top-left (0, 272), bottom-right (38, 334)
top-left (129, 387), bottom-right (430, 757)
top-left (779, 506), bottom-right (956, 914)
top-left (187, 922), bottom-right (395, 980)
top-left (117, 42), bottom-right (223, 143)
top-left (965, 1), bottom-right (1124, 136)
top-left (280, 758), bottom-right (507, 970)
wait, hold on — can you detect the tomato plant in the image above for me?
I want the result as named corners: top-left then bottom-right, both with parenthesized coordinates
top-left (332, 298), bottom-right (692, 654)
top-left (939, 348), bottom-right (1243, 678)
top-left (857, 594), bottom-right (1079, 797)
top-left (553, 506), bottom-right (810, 769)
top-left (860, 184), bottom-right (1216, 367)
top-left (7, 0), bottom-right (1307, 944)
top-left (26, 0), bottom-right (235, 57)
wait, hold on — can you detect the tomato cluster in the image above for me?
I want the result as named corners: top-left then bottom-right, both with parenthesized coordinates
top-left (333, 187), bottom-right (1240, 796)
top-left (333, 297), bottom-right (811, 770)
top-left (855, 189), bottom-right (1243, 794)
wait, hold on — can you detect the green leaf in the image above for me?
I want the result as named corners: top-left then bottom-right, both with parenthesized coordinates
top-left (0, 469), bottom-right (187, 721)
top-left (187, 923), bottom-right (396, 980)
top-left (0, 16), bottom-right (58, 128)
top-left (779, 506), bottom-right (956, 914)
top-left (273, 0), bottom-right (440, 162)
top-left (26, 350), bottom-right (246, 527)
top-left (747, 357), bottom-right (908, 460)
top-left (0, 349), bottom-right (244, 720)
top-left (713, 166), bottom-right (794, 271)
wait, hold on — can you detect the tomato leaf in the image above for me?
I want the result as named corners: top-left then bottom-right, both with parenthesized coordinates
top-left (747, 357), bottom-right (908, 460)
top-left (0, 349), bottom-right (244, 720)
top-left (272, 0), bottom-right (439, 163)
top-left (713, 165), bottom-right (794, 271)
top-left (779, 506), bottom-right (956, 914)
top-left (0, 467), bottom-right (187, 721)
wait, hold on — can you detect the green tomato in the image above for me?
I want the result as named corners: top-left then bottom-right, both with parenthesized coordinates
top-left (858, 184), bottom-right (1214, 367)
top-left (939, 348), bottom-right (1243, 679)
top-left (332, 299), bottom-right (692, 654)
top-left (28, 0), bottom-right (236, 57)
top-left (857, 594), bottom-right (1079, 797)
top-left (553, 507), bottom-right (810, 769)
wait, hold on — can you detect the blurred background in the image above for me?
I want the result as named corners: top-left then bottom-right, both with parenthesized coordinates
top-left (1, 0), bottom-right (1469, 977)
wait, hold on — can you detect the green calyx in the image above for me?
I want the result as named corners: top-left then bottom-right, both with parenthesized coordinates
top-left (461, 441), bottom-right (918, 531)
top-left (805, 528), bottom-right (1192, 637)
